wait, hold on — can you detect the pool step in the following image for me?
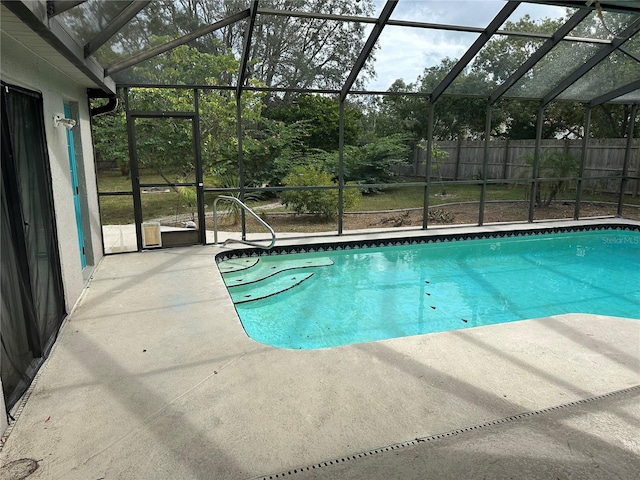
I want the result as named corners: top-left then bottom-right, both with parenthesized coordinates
top-left (227, 271), bottom-right (315, 304)
top-left (221, 257), bottom-right (334, 287)
top-left (217, 257), bottom-right (260, 274)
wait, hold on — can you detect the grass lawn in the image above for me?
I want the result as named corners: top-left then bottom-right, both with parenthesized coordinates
top-left (98, 170), bottom-right (196, 224)
top-left (354, 183), bottom-right (518, 211)
top-left (97, 170), bottom-right (639, 225)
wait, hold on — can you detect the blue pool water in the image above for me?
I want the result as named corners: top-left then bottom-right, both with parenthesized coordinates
top-left (219, 229), bottom-right (640, 349)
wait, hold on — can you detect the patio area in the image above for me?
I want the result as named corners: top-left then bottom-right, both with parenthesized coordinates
top-left (1, 221), bottom-right (639, 479)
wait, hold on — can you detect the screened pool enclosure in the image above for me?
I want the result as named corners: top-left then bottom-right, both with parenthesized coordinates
top-left (22, 0), bottom-right (640, 252)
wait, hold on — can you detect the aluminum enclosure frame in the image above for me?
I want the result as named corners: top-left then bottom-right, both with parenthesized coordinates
top-left (15, 0), bottom-right (638, 250)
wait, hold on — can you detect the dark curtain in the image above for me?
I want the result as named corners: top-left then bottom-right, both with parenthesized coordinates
top-left (1, 83), bottom-right (66, 411)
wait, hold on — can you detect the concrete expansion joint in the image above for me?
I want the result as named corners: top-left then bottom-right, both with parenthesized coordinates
top-left (251, 384), bottom-right (640, 480)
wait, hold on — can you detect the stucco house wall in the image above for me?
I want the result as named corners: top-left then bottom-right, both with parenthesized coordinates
top-left (1, 27), bottom-right (105, 422)
top-left (1, 31), bottom-right (104, 312)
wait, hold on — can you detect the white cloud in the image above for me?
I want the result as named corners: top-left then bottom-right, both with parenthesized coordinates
top-left (366, 26), bottom-right (479, 90)
top-left (389, 0), bottom-right (506, 28)
top-left (363, 0), bottom-right (574, 91)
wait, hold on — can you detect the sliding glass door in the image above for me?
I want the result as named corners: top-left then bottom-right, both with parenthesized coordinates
top-left (1, 83), bottom-right (66, 410)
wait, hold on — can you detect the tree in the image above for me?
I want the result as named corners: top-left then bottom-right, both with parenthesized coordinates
top-left (134, 115), bottom-right (195, 183)
top-left (73, 0), bottom-right (375, 100)
top-left (239, 117), bottom-right (309, 186)
top-left (422, 59), bottom-right (502, 140)
top-left (473, 15), bottom-right (563, 85)
top-left (380, 11), bottom-right (639, 141)
top-left (374, 79), bottom-right (428, 140)
top-left (477, 12), bottom-right (639, 139)
top-left (92, 44), bottom-right (265, 186)
top-left (265, 94), bottom-right (362, 151)
top-left (91, 100), bottom-right (129, 176)
top-left (220, 0), bottom-right (376, 102)
top-left (376, 60), bottom-right (503, 141)
top-left (318, 134), bottom-right (412, 186)
top-left (109, 33), bottom-right (239, 85)
top-left (590, 104), bottom-right (639, 138)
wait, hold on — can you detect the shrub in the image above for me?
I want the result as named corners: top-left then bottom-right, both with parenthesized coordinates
top-left (176, 186), bottom-right (197, 220)
top-left (518, 150), bottom-right (579, 207)
top-left (281, 165), bottom-right (360, 219)
top-left (206, 173), bottom-right (262, 225)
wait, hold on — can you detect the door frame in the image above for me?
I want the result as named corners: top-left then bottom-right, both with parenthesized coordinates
top-left (64, 103), bottom-right (86, 268)
top-left (126, 110), bottom-right (205, 250)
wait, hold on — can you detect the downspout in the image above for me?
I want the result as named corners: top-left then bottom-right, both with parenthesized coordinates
top-left (86, 90), bottom-right (119, 256)
top-left (90, 96), bottom-right (118, 116)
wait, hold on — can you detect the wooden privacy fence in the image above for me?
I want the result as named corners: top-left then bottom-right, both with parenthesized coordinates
top-left (395, 138), bottom-right (640, 195)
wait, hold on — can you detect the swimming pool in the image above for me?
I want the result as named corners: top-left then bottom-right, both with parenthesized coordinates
top-left (217, 226), bottom-right (640, 349)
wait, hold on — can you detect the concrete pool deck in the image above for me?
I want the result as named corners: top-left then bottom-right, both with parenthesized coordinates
top-left (1, 219), bottom-right (639, 479)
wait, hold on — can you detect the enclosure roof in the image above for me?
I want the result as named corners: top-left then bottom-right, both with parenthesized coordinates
top-left (1, 0), bottom-right (639, 104)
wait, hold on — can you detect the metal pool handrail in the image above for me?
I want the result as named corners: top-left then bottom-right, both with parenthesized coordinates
top-left (213, 195), bottom-right (276, 249)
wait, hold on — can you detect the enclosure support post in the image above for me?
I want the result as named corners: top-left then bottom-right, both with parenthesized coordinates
top-left (454, 136), bottom-right (462, 180)
top-left (528, 104), bottom-right (545, 223)
top-left (618, 104), bottom-right (637, 217)
top-left (502, 138), bottom-right (510, 180)
top-left (338, 99), bottom-right (345, 235)
top-left (236, 96), bottom-right (246, 240)
top-left (234, 2), bottom-right (256, 242)
top-left (422, 99), bottom-right (435, 229)
top-left (125, 87), bottom-right (144, 251)
top-left (194, 88), bottom-right (205, 244)
top-left (575, 107), bottom-right (591, 220)
top-left (478, 101), bottom-right (492, 226)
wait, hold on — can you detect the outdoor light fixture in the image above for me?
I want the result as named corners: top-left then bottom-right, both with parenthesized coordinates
top-left (53, 114), bottom-right (76, 130)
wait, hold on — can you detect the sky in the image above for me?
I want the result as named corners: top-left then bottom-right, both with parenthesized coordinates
top-left (363, 0), bottom-right (574, 91)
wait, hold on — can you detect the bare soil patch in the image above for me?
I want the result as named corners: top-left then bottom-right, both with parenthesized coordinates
top-left (210, 201), bottom-right (638, 234)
